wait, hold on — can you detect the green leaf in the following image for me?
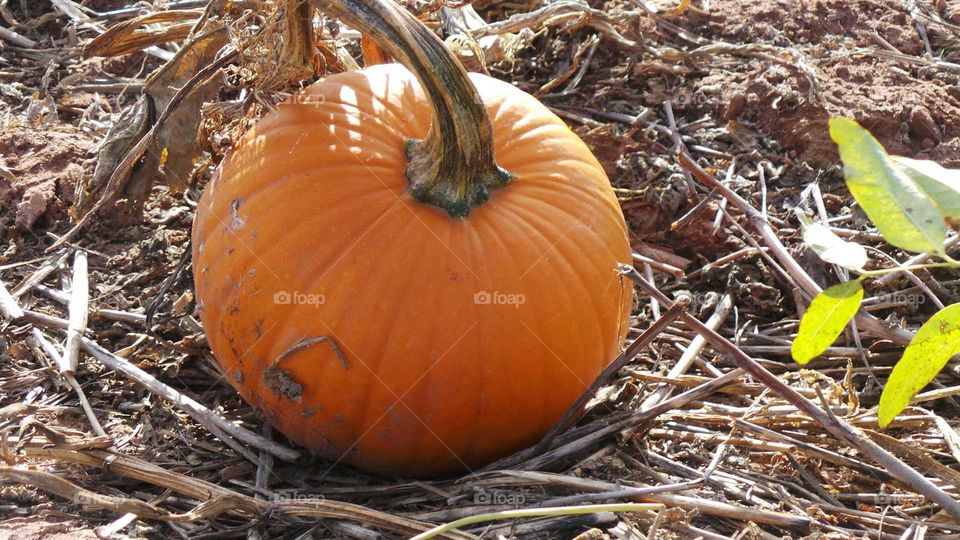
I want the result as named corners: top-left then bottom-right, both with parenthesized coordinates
top-left (892, 156), bottom-right (960, 225)
top-left (878, 303), bottom-right (960, 428)
top-left (829, 117), bottom-right (945, 255)
top-left (791, 280), bottom-right (864, 365)
top-left (794, 209), bottom-right (868, 271)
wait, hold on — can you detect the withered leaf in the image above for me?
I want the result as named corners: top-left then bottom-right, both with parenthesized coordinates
top-left (80, 26), bottom-right (229, 225)
top-left (76, 96), bottom-right (151, 216)
top-left (82, 10), bottom-right (201, 59)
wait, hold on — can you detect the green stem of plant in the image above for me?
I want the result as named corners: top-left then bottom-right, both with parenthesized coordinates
top-left (410, 503), bottom-right (663, 540)
top-left (940, 252), bottom-right (960, 266)
top-left (856, 261), bottom-right (960, 278)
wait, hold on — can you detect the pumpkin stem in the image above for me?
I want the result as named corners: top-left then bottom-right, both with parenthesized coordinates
top-left (307, 0), bottom-right (510, 217)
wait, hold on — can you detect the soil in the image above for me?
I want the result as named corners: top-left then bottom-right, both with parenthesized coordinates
top-left (0, 126), bottom-right (94, 233)
top-left (0, 516), bottom-right (98, 540)
top-left (688, 0), bottom-right (960, 167)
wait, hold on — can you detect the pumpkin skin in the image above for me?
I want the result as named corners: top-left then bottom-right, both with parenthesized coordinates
top-left (192, 63), bottom-right (632, 477)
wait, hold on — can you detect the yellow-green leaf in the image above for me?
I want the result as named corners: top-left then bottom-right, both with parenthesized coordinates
top-left (878, 303), bottom-right (960, 428)
top-left (892, 156), bottom-right (960, 225)
top-left (791, 280), bottom-right (864, 365)
top-left (829, 117), bottom-right (945, 256)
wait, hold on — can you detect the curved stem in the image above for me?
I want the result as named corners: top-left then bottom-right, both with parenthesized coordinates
top-left (856, 261), bottom-right (960, 278)
top-left (410, 503), bottom-right (662, 540)
top-left (308, 0), bottom-right (510, 217)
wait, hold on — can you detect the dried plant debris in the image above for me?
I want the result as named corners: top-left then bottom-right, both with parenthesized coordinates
top-left (78, 23), bottom-right (230, 224)
top-left (2, 0), bottom-right (960, 538)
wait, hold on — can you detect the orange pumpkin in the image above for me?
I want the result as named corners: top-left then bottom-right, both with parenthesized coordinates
top-left (192, 0), bottom-right (632, 477)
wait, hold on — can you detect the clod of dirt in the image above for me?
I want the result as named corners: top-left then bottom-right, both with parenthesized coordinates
top-left (909, 106), bottom-right (941, 143)
top-left (0, 126), bottom-right (93, 233)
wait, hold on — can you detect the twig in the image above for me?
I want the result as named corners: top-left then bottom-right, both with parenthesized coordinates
top-left (663, 100), bottom-right (697, 196)
top-left (500, 471), bottom-right (810, 529)
top-left (62, 251), bottom-right (89, 375)
top-left (0, 278), bottom-right (23, 319)
top-left (11, 251), bottom-right (70, 298)
top-left (676, 148), bottom-right (915, 346)
top-left (534, 296), bottom-right (689, 453)
top-left (535, 34), bottom-right (599, 97)
top-left (410, 503), bottom-right (661, 540)
top-left (643, 263), bottom-right (660, 318)
top-left (639, 293), bottom-right (733, 410)
top-left (34, 284), bottom-right (147, 325)
top-left (3, 451), bottom-right (467, 538)
top-left (631, 252), bottom-right (684, 278)
top-left (628, 268), bottom-right (960, 522)
top-left (684, 247), bottom-right (768, 280)
top-left (0, 25), bottom-right (37, 47)
top-left (81, 338), bottom-right (297, 462)
top-left (31, 328), bottom-right (107, 438)
top-left (534, 478), bottom-right (702, 507)
top-left (492, 368), bottom-right (743, 471)
top-left (875, 235), bottom-right (960, 288)
top-left (19, 309), bottom-right (299, 462)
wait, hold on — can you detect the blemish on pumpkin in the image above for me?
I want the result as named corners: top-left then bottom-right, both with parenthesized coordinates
top-left (275, 335), bottom-right (349, 370)
top-left (227, 246), bottom-right (235, 255)
top-left (233, 371), bottom-right (243, 383)
top-left (300, 406), bottom-right (316, 417)
top-left (228, 198), bottom-right (246, 231)
top-left (263, 364), bottom-right (303, 402)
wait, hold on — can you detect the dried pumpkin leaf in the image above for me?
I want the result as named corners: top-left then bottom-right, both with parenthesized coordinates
top-left (141, 28), bottom-right (230, 191)
top-left (75, 96), bottom-right (151, 216)
top-left (81, 26), bottom-right (229, 223)
top-left (82, 10), bottom-right (201, 58)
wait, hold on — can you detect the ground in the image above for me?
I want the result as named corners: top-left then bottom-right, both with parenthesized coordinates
top-left (1, 0), bottom-right (960, 538)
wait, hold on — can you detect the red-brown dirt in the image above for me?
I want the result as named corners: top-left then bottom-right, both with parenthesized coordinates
top-left (0, 126), bottom-right (95, 233)
top-left (676, 0), bottom-right (960, 166)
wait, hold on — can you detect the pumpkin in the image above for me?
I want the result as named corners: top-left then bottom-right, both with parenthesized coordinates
top-left (192, 0), bottom-right (632, 477)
